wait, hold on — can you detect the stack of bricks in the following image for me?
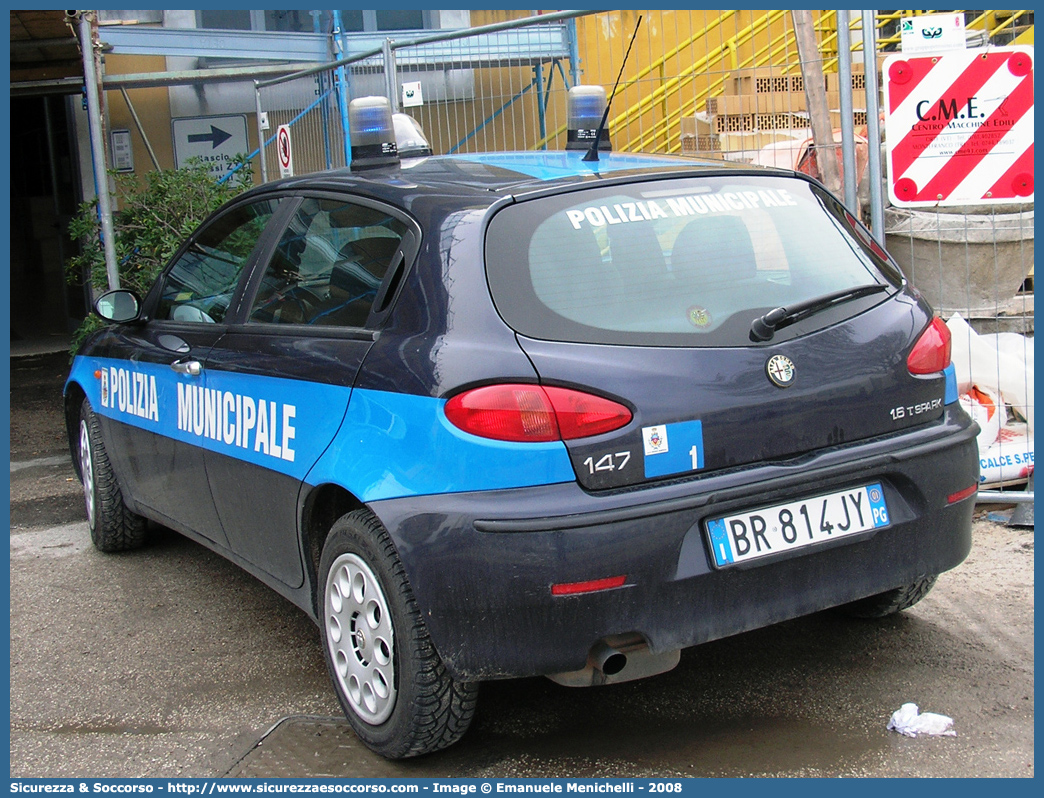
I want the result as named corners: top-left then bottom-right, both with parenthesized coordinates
top-left (679, 116), bottom-right (720, 156)
top-left (710, 67), bottom-right (809, 130)
top-left (824, 61), bottom-right (869, 129)
top-left (686, 59), bottom-right (883, 157)
top-left (699, 66), bottom-right (812, 155)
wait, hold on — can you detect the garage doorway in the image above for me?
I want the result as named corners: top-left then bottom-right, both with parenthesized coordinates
top-left (10, 94), bottom-right (85, 348)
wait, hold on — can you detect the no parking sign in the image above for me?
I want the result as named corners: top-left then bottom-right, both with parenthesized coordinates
top-left (277, 124), bottom-right (294, 178)
top-left (883, 47), bottom-right (1033, 207)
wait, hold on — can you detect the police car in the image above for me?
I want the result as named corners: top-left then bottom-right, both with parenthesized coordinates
top-left (65, 90), bottom-right (979, 758)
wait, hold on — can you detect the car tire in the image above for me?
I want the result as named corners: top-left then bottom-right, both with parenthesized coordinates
top-left (840, 574), bottom-right (938, 619)
top-left (319, 509), bottom-right (478, 758)
top-left (78, 399), bottom-right (147, 552)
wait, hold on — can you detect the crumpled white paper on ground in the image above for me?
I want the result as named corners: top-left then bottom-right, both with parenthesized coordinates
top-left (887, 703), bottom-right (957, 737)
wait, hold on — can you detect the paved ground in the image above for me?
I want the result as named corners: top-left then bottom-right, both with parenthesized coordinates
top-left (9, 352), bottom-right (1035, 778)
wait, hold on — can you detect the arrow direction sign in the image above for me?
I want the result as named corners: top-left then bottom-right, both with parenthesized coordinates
top-left (172, 115), bottom-right (249, 179)
top-left (187, 125), bottom-right (233, 149)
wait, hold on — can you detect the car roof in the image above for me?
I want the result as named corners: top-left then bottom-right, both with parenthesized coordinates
top-left (240, 150), bottom-right (783, 207)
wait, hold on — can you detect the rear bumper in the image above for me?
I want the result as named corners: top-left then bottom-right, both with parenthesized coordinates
top-left (370, 407), bottom-right (979, 681)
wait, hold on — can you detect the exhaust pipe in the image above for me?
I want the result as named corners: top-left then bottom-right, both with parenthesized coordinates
top-left (547, 634), bottom-right (680, 687)
top-left (590, 641), bottom-right (627, 676)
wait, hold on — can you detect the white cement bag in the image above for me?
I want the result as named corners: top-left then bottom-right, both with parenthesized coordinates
top-left (978, 422), bottom-right (1035, 487)
top-left (947, 314), bottom-right (1033, 434)
top-left (958, 386), bottom-right (1002, 455)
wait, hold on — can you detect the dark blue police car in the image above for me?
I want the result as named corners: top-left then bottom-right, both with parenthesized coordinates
top-left (66, 92), bottom-right (979, 758)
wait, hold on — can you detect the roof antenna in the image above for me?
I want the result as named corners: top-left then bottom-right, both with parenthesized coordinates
top-left (583, 14), bottom-right (642, 163)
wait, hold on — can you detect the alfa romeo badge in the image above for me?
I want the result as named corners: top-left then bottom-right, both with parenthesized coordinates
top-left (766, 354), bottom-right (796, 387)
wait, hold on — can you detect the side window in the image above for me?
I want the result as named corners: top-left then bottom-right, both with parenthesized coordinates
top-left (248, 197), bottom-right (408, 328)
top-left (155, 201), bottom-right (278, 323)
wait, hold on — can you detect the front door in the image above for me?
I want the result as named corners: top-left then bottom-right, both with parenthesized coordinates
top-left (101, 197), bottom-right (282, 544)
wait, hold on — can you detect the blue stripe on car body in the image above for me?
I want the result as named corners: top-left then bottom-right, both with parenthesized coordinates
top-left (68, 355), bottom-right (351, 482)
top-left (68, 355), bottom-right (575, 502)
top-left (943, 363), bottom-right (958, 405)
top-left (307, 387), bottom-right (575, 501)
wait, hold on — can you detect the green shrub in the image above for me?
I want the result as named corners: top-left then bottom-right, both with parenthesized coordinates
top-left (66, 156), bottom-right (253, 356)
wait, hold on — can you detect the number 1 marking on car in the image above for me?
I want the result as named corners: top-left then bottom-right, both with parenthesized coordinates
top-left (690, 445), bottom-right (700, 470)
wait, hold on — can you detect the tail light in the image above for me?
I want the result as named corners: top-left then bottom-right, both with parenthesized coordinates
top-left (444, 384), bottom-right (632, 442)
top-left (907, 317), bottom-right (952, 374)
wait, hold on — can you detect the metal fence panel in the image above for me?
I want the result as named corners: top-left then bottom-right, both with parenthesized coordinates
top-left (257, 72), bottom-right (347, 179)
top-left (400, 31), bottom-right (570, 155)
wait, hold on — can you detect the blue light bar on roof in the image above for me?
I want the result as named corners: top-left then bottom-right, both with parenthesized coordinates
top-left (349, 96), bottom-right (400, 170)
top-left (566, 85), bottom-right (611, 152)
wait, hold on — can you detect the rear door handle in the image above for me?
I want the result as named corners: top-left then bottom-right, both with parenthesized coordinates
top-left (170, 359), bottom-right (202, 377)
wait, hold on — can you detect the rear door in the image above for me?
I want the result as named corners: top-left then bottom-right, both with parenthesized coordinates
top-left (201, 194), bottom-right (419, 587)
top-left (485, 173), bottom-right (946, 492)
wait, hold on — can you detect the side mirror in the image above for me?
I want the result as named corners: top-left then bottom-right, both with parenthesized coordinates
top-left (94, 289), bottom-right (142, 323)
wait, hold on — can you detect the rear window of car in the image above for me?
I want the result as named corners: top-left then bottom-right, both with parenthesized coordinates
top-left (485, 174), bottom-right (902, 347)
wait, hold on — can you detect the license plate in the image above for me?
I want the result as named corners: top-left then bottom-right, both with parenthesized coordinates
top-left (706, 483), bottom-right (890, 567)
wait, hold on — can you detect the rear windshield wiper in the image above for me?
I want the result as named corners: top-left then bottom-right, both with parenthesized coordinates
top-left (749, 283), bottom-right (889, 342)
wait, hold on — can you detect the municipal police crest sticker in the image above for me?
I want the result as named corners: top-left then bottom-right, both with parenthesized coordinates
top-left (642, 425), bottom-right (669, 456)
top-left (100, 369), bottom-right (109, 406)
top-left (766, 354), bottom-right (796, 388)
top-left (687, 305), bottom-right (712, 328)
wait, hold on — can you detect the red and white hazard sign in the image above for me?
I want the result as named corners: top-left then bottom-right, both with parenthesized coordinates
top-left (883, 47), bottom-right (1033, 207)
top-left (277, 124), bottom-right (293, 178)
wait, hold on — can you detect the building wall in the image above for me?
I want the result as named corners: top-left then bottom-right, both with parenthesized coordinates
top-left (104, 55), bottom-right (179, 173)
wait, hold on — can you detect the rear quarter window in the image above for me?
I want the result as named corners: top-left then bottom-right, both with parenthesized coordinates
top-left (485, 174), bottom-right (901, 347)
